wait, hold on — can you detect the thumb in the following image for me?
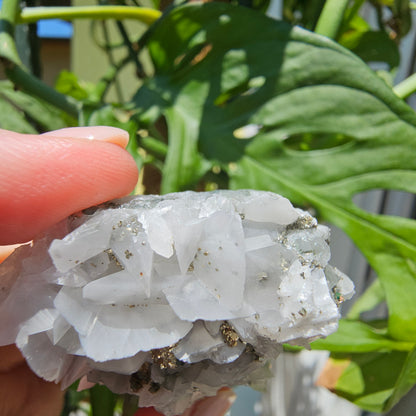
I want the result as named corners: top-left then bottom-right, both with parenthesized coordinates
top-left (0, 127), bottom-right (138, 245)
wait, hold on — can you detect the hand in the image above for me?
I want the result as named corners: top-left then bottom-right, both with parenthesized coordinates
top-left (0, 126), bottom-right (138, 416)
top-left (0, 127), bottom-right (235, 416)
top-left (136, 388), bottom-right (236, 416)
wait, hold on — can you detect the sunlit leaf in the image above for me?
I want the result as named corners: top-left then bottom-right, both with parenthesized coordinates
top-left (132, 3), bottom-right (416, 410)
top-left (320, 348), bottom-right (416, 412)
top-left (134, 2), bottom-right (416, 342)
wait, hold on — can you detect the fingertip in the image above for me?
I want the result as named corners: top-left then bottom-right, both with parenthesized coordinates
top-left (134, 407), bottom-right (164, 416)
top-left (0, 244), bottom-right (21, 264)
top-left (183, 388), bottom-right (236, 416)
top-left (42, 126), bottom-right (130, 148)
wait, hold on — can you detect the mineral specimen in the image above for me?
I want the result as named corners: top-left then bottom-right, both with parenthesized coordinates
top-left (0, 190), bottom-right (353, 415)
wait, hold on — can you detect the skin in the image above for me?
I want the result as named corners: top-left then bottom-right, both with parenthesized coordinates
top-left (0, 127), bottom-right (234, 416)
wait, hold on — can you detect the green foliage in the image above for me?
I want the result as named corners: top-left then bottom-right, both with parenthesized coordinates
top-left (131, 2), bottom-right (416, 410)
top-left (90, 385), bottom-right (117, 416)
top-left (55, 70), bottom-right (97, 102)
top-left (330, 350), bottom-right (415, 412)
top-left (339, 14), bottom-right (400, 68)
top-left (0, 80), bottom-right (69, 132)
top-left (1, 0), bottom-right (416, 414)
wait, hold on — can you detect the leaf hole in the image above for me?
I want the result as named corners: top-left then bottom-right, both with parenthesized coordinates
top-left (283, 133), bottom-right (355, 152)
top-left (214, 75), bottom-right (266, 107)
top-left (173, 43), bottom-right (213, 71)
top-left (353, 190), bottom-right (415, 218)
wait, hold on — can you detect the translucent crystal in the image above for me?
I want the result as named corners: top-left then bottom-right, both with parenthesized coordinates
top-left (0, 190), bottom-right (354, 415)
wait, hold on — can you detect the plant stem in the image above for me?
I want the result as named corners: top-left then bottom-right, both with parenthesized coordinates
top-left (100, 20), bottom-right (124, 102)
top-left (93, 56), bottom-right (131, 102)
top-left (122, 394), bottom-right (139, 416)
top-left (141, 136), bottom-right (168, 159)
top-left (314, 0), bottom-right (350, 40)
top-left (18, 6), bottom-right (161, 25)
top-left (6, 63), bottom-right (80, 117)
top-left (0, 0), bottom-right (22, 64)
top-left (90, 385), bottom-right (117, 416)
top-left (0, 0), bottom-right (80, 117)
top-left (393, 73), bottom-right (416, 99)
top-left (344, 0), bottom-right (365, 27)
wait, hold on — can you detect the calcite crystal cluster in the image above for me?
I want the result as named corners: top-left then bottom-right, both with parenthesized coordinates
top-left (0, 190), bottom-right (353, 415)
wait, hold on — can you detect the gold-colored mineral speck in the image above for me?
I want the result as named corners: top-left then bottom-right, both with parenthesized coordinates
top-left (188, 262), bottom-right (194, 272)
top-left (125, 250), bottom-right (133, 259)
top-left (152, 346), bottom-right (178, 370)
top-left (105, 248), bottom-right (124, 269)
top-left (220, 321), bottom-right (239, 347)
top-left (281, 259), bottom-right (290, 271)
top-left (310, 260), bottom-right (322, 270)
top-left (287, 215), bottom-right (316, 231)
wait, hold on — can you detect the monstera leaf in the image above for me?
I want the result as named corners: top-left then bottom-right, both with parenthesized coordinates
top-left (133, 3), bottom-right (416, 410)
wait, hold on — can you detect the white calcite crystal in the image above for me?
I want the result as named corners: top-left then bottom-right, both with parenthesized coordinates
top-left (0, 190), bottom-right (353, 415)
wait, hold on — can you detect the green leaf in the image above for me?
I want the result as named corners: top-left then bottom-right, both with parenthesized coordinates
top-left (135, 3), bottom-right (416, 344)
top-left (391, 0), bottom-right (412, 38)
top-left (340, 29), bottom-right (400, 68)
top-left (0, 80), bottom-right (68, 132)
top-left (385, 346), bottom-right (416, 410)
top-left (347, 279), bottom-right (386, 320)
top-left (312, 320), bottom-right (415, 353)
top-left (160, 106), bottom-right (211, 193)
top-left (326, 349), bottom-right (416, 412)
top-left (55, 70), bottom-right (96, 102)
top-left (90, 384), bottom-right (117, 416)
top-left (0, 92), bottom-right (37, 133)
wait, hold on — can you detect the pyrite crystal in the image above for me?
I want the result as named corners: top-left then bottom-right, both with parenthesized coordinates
top-left (0, 190), bottom-right (353, 415)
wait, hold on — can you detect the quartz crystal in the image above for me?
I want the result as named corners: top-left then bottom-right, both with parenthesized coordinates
top-left (0, 190), bottom-right (353, 415)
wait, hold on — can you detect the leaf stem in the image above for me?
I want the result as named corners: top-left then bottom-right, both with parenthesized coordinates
top-left (122, 394), bottom-right (139, 416)
top-left (0, 0), bottom-right (80, 117)
top-left (393, 73), bottom-right (416, 99)
top-left (344, 0), bottom-right (366, 27)
top-left (90, 385), bottom-right (117, 416)
top-left (6, 63), bottom-right (80, 117)
top-left (140, 136), bottom-right (168, 159)
top-left (314, 0), bottom-right (350, 40)
top-left (18, 6), bottom-right (162, 25)
top-left (0, 0), bottom-right (22, 64)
